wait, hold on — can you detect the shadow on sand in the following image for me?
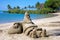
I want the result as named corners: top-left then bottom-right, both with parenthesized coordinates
top-left (48, 29), bottom-right (60, 36)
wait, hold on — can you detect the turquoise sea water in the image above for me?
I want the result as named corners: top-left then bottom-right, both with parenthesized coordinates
top-left (0, 11), bottom-right (54, 24)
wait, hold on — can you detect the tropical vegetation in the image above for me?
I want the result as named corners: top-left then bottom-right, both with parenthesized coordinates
top-left (7, 0), bottom-right (60, 14)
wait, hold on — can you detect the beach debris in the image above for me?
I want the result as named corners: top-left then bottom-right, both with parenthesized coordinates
top-left (8, 11), bottom-right (48, 38)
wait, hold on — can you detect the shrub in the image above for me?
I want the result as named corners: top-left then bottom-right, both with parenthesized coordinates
top-left (40, 8), bottom-right (53, 14)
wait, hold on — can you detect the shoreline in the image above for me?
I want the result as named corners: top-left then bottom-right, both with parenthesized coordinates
top-left (0, 12), bottom-right (60, 29)
top-left (0, 12), bottom-right (60, 40)
top-left (33, 13), bottom-right (60, 25)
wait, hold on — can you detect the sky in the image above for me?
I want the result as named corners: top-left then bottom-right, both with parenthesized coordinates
top-left (0, 0), bottom-right (46, 10)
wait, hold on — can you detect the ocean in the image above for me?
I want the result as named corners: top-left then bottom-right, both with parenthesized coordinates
top-left (0, 11), bottom-right (54, 24)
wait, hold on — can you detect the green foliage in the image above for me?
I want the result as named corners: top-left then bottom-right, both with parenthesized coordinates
top-left (8, 9), bottom-right (26, 14)
top-left (7, 8), bottom-right (55, 14)
top-left (28, 10), bottom-right (38, 14)
top-left (17, 6), bottom-right (20, 9)
top-left (45, 0), bottom-right (60, 10)
top-left (35, 2), bottom-right (40, 9)
top-left (28, 5), bottom-right (31, 8)
top-left (7, 0), bottom-right (60, 14)
top-left (31, 6), bottom-right (34, 8)
top-left (28, 5), bottom-right (35, 8)
top-left (24, 6), bottom-right (27, 9)
top-left (8, 5), bottom-right (21, 14)
top-left (8, 8), bottom-right (20, 13)
top-left (7, 4), bottom-right (12, 9)
top-left (40, 8), bottom-right (54, 14)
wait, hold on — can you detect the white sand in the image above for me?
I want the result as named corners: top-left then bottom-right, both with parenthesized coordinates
top-left (0, 13), bottom-right (60, 40)
top-left (33, 13), bottom-right (60, 25)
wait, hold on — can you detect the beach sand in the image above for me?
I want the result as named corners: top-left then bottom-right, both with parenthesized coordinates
top-left (0, 13), bottom-right (60, 40)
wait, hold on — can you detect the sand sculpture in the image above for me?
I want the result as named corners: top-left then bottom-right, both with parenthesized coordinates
top-left (8, 12), bottom-right (48, 38)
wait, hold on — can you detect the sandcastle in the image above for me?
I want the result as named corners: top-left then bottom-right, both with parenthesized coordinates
top-left (8, 12), bottom-right (48, 38)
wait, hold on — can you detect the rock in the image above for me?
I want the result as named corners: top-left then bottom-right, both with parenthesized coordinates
top-left (8, 22), bottom-right (23, 34)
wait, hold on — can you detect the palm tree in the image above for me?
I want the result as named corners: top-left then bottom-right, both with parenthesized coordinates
top-left (7, 4), bottom-right (12, 9)
top-left (17, 6), bottom-right (20, 9)
top-left (31, 6), bottom-right (35, 8)
top-left (35, 2), bottom-right (40, 9)
top-left (24, 6), bottom-right (27, 9)
top-left (28, 5), bottom-right (31, 8)
top-left (13, 7), bottom-right (16, 9)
